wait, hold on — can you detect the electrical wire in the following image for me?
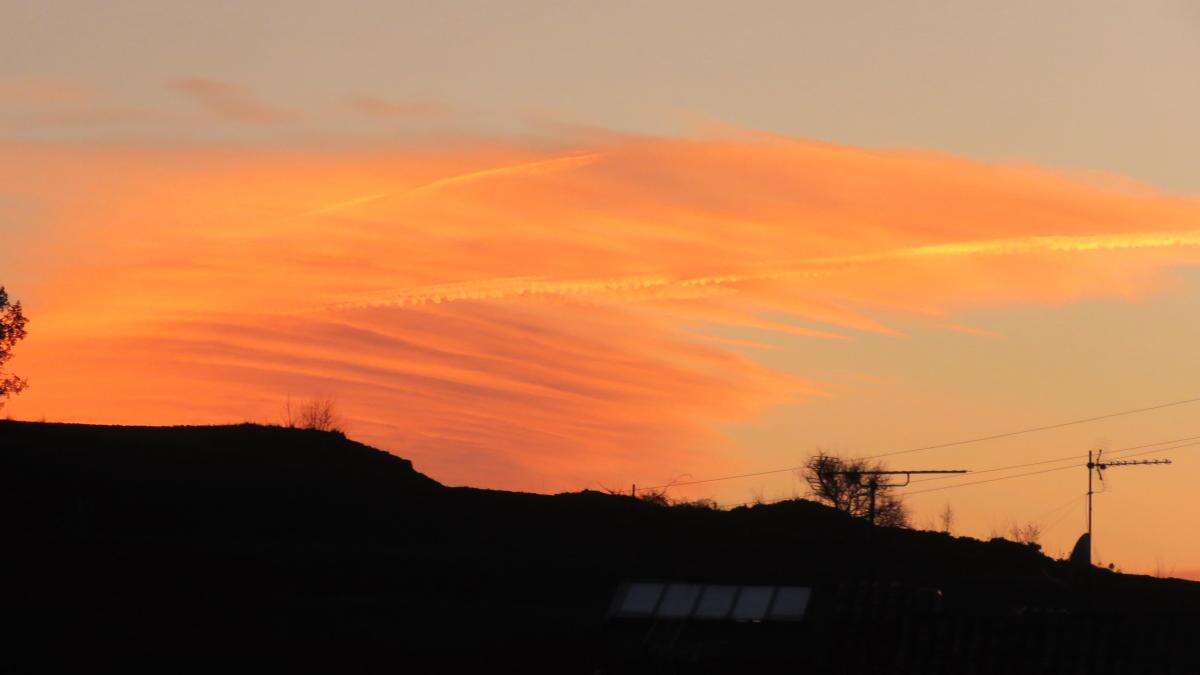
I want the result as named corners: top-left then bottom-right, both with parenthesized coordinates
top-left (894, 438), bottom-right (1200, 509)
top-left (1040, 497), bottom-right (1083, 537)
top-left (907, 433), bottom-right (1200, 486)
top-left (901, 462), bottom-right (1086, 497)
top-left (1114, 439), bottom-right (1200, 460)
top-left (706, 436), bottom-right (1200, 511)
top-left (863, 396), bottom-right (1200, 461)
top-left (908, 453), bottom-right (1083, 484)
top-left (712, 440), bottom-right (1187, 535)
top-left (1029, 493), bottom-right (1082, 525)
top-left (639, 395), bottom-right (1200, 491)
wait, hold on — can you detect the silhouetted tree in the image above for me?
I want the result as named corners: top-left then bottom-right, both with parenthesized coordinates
top-left (939, 503), bottom-right (955, 534)
top-left (295, 397), bottom-right (343, 433)
top-left (801, 451), bottom-right (910, 527)
top-left (1153, 557), bottom-right (1175, 579)
top-left (282, 395), bottom-right (345, 433)
top-left (1008, 521), bottom-right (1042, 549)
top-left (0, 287), bottom-right (28, 409)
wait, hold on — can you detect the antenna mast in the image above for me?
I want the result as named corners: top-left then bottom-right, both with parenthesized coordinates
top-left (1086, 449), bottom-right (1171, 564)
top-left (821, 469), bottom-right (967, 526)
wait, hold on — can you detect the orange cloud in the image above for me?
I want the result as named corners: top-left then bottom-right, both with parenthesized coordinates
top-left (170, 78), bottom-right (297, 124)
top-left (6, 130), bottom-right (1200, 491)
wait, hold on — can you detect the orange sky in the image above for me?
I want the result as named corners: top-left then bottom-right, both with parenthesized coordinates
top-left (8, 0), bottom-right (1200, 579)
top-left (6, 129), bottom-right (1200, 524)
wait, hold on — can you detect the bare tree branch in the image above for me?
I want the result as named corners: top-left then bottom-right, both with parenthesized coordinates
top-left (799, 451), bottom-right (911, 527)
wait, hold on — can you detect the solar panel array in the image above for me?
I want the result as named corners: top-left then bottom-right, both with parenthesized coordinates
top-left (610, 582), bottom-right (811, 622)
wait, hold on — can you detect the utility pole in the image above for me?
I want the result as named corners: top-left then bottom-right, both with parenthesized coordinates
top-left (820, 469), bottom-right (967, 526)
top-left (1086, 449), bottom-right (1170, 564)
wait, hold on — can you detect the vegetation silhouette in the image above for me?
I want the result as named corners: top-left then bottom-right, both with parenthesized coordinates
top-left (604, 484), bottom-right (720, 510)
top-left (801, 451), bottom-right (911, 527)
top-left (0, 286), bottom-right (28, 408)
top-left (4, 421), bottom-right (1200, 672)
top-left (939, 502), bottom-right (955, 533)
top-left (282, 395), bottom-right (346, 434)
top-left (1008, 521), bottom-right (1044, 549)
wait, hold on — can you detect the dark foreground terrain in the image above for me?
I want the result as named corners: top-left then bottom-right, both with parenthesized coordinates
top-left (4, 421), bottom-right (1200, 673)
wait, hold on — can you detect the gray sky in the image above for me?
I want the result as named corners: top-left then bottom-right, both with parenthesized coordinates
top-left (5, 0), bottom-right (1200, 190)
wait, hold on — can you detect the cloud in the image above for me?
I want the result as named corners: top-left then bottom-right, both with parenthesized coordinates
top-left (0, 78), bottom-right (92, 105)
top-left (6, 108), bottom-right (171, 129)
top-left (170, 78), bottom-right (297, 124)
top-left (348, 95), bottom-right (455, 120)
top-left (6, 129), bottom-right (1200, 491)
top-left (0, 79), bottom-right (170, 131)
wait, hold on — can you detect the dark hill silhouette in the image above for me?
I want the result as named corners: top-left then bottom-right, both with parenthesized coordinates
top-left (3, 420), bottom-right (1198, 673)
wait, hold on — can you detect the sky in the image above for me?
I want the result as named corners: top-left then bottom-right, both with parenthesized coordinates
top-left (4, 1), bottom-right (1200, 576)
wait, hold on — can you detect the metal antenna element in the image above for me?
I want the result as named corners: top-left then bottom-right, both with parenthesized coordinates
top-left (819, 469), bottom-right (967, 526)
top-left (1086, 449), bottom-right (1171, 564)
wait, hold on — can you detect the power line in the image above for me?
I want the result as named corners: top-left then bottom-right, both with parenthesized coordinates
top-left (864, 396), bottom-right (1200, 461)
top-left (902, 462), bottom-right (1085, 497)
top-left (1040, 496), bottom-right (1083, 537)
top-left (644, 465), bottom-right (806, 490)
top-left (641, 395), bottom-right (1200, 491)
top-left (715, 465), bottom-right (1080, 510)
top-left (1029, 493), bottom-right (1082, 525)
top-left (909, 453), bottom-right (1083, 484)
top-left (901, 438), bottom-right (1200, 498)
top-left (908, 433), bottom-right (1200, 486)
top-left (894, 438), bottom-right (1200, 504)
top-left (1116, 439), bottom-right (1200, 460)
top-left (717, 465), bottom-right (1081, 509)
top-left (812, 467), bottom-right (966, 526)
top-left (711, 436), bottom-right (1200, 510)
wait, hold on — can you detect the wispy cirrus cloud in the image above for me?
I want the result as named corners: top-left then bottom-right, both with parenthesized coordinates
top-left (0, 78), bottom-right (172, 131)
top-left (6, 129), bottom-right (1200, 491)
top-left (170, 77), bottom-right (297, 124)
top-left (348, 95), bottom-right (455, 120)
top-left (0, 78), bottom-right (92, 105)
top-left (10, 108), bottom-right (173, 129)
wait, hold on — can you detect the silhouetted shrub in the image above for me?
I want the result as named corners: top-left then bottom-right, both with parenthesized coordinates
top-left (673, 498), bottom-right (720, 511)
top-left (283, 396), bottom-right (345, 434)
top-left (636, 488), bottom-right (672, 507)
top-left (1009, 521), bottom-right (1043, 551)
top-left (0, 286), bottom-right (28, 409)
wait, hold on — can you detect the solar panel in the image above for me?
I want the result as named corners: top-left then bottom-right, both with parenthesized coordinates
top-left (617, 582), bottom-right (665, 617)
top-left (769, 586), bottom-right (811, 620)
top-left (611, 582), bottom-right (813, 621)
top-left (694, 585), bottom-right (738, 619)
top-left (658, 583), bottom-right (703, 618)
top-left (731, 586), bottom-right (774, 621)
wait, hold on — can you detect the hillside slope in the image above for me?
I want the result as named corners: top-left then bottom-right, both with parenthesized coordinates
top-left (3, 421), bottom-right (1197, 672)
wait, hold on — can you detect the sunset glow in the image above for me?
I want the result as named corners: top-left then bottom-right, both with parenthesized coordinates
top-left (7, 132), bottom-right (1200, 502)
top-left (7, 1), bottom-right (1200, 581)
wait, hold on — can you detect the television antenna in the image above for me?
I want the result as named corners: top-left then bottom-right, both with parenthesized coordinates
top-left (1086, 449), bottom-right (1171, 564)
top-left (820, 469), bottom-right (967, 526)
